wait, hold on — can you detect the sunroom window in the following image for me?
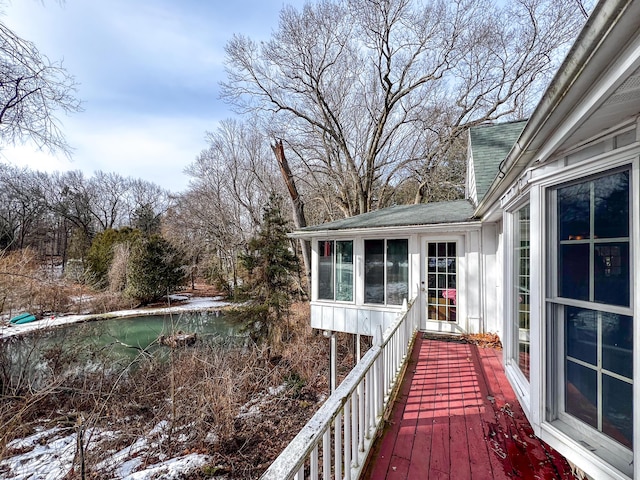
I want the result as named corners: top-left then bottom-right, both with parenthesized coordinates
top-left (547, 167), bottom-right (633, 472)
top-left (318, 240), bottom-right (353, 302)
top-left (364, 239), bottom-right (408, 305)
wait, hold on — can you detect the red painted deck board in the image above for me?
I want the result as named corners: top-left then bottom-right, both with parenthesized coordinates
top-left (363, 336), bottom-right (578, 479)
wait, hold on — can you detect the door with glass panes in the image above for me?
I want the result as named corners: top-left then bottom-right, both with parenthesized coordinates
top-left (426, 242), bottom-right (457, 322)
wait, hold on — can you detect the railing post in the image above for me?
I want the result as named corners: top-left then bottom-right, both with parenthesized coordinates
top-left (330, 331), bottom-right (337, 392)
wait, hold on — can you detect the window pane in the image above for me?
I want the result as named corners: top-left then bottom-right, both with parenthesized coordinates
top-left (558, 181), bottom-right (590, 241)
top-left (602, 312), bottom-right (633, 379)
top-left (515, 204), bottom-right (530, 381)
top-left (365, 240), bottom-right (384, 304)
top-left (566, 307), bottom-right (597, 365)
top-left (335, 241), bottom-right (353, 302)
top-left (386, 239), bottom-right (408, 305)
top-left (559, 244), bottom-right (589, 300)
top-left (318, 241), bottom-right (334, 300)
top-left (602, 376), bottom-right (633, 449)
top-left (594, 170), bottom-right (629, 239)
top-left (566, 361), bottom-right (598, 429)
top-left (594, 243), bottom-right (630, 306)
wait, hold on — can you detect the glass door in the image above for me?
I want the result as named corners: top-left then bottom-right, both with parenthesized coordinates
top-left (426, 242), bottom-right (457, 322)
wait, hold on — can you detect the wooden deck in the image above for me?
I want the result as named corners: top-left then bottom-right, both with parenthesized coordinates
top-left (363, 336), bottom-right (578, 479)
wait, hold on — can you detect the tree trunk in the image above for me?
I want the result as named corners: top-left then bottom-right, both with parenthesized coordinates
top-left (271, 140), bottom-right (311, 291)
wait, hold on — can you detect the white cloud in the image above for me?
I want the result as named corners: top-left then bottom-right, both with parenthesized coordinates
top-left (0, 0), bottom-right (309, 192)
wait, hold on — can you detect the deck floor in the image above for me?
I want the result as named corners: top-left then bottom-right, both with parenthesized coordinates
top-left (363, 336), bottom-right (578, 479)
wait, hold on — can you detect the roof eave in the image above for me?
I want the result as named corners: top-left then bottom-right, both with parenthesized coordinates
top-left (288, 220), bottom-right (483, 240)
top-left (474, 0), bottom-right (636, 218)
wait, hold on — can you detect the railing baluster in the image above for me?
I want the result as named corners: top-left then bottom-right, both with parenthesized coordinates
top-left (334, 411), bottom-right (342, 480)
top-left (323, 428), bottom-right (331, 480)
top-left (345, 398), bottom-right (351, 480)
top-left (311, 445), bottom-right (319, 479)
top-left (358, 381), bottom-right (365, 453)
top-left (351, 392), bottom-right (358, 468)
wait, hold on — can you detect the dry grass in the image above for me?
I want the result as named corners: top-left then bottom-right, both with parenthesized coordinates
top-left (0, 301), bottom-right (350, 479)
top-left (0, 248), bottom-right (73, 317)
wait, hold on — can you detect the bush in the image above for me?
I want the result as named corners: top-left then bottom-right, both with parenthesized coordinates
top-left (86, 228), bottom-right (139, 289)
top-left (124, 235), bottom-right (186, 304)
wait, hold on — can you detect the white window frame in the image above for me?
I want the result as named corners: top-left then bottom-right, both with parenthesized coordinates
top-left (315, 239), bottom-right (355, 304)
top-left (534, 150), bottom-right (639, 480)
top-left (362, 237), bottom-right (409, 307)
top-left (503, 196), bottom-right (532, 404)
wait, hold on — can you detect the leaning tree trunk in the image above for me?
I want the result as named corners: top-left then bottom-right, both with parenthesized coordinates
top-left (271, 139), bottom-right (311, 291)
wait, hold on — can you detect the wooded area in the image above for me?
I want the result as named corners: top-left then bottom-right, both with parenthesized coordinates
top-left (0, 0), bottom-right (593, 314)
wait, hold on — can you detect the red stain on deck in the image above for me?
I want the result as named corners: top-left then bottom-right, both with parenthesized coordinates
top-left (363, 337), bottom-right (577, 479)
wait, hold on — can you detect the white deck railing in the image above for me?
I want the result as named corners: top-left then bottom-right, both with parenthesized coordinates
top-left (260, 296), bottom-right (420, 480)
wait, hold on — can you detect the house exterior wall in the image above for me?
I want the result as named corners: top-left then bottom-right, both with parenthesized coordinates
top-left (500, 121), bottom-right (639, 480)
top-left (309, 224), bottom-right (488, 337)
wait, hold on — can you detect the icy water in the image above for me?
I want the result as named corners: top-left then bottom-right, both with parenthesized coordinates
top-left (1, 312), bottom-right (243, 383)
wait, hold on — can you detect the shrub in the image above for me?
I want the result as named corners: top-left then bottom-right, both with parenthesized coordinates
top-left (124, 235), bottom-right (186, 304)
top-left (86, 228), bottom-right (139, 289)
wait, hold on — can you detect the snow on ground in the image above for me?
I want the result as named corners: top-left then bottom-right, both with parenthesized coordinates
top-left (0, 423), bottom-right (211, 480)
top-left (0, 294), bottom-right (236, 478)
top-left (0, 295), bottom-right (230, 339)
top-left (0, 383), bottom-right (293, 479)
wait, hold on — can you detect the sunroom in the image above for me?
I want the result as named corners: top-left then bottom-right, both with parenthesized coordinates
top-left (290, 200), bottom-right (488, 339)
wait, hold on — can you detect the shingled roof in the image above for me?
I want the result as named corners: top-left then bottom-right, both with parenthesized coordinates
top-left (297, 199), bottom-right (476, 233)
top-left (469, 120), bottom-right (527, 202)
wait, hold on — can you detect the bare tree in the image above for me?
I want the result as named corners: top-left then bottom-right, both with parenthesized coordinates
top-left (0, 164), bottom-right (48, 250)
top-left (223, 0), bottom-right (589, 216)
top-left (126, 178), bottom-right (171, 226)
top-left (0, 16), bottom-right (81, 155)
top-left (88, 171), bottom-right (129, 231)
top-left (181, 119), bottom-right (284, 292)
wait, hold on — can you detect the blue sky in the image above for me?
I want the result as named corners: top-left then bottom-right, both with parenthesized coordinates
top-left (1, 1), bottom-right (305, 192)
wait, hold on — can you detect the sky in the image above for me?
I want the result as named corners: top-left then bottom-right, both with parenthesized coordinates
top-left (1, 1), bottom-right (306, 192)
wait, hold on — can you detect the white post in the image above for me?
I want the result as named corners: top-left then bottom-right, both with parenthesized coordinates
top-left (331, 332), bottom-right (337, 392)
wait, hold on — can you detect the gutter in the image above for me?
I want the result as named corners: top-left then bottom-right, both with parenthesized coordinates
top-left (474, 0), bottom-right (634, 218)
top-left (288, 220), bottom-right (483, 240)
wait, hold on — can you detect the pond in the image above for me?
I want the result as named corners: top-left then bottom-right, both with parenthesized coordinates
top-left (0, 311), bottom-right (244, 387)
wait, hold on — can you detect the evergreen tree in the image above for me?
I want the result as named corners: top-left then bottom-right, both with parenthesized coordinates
top-left (86, 227), bottom-right (139, 288)
top-left (240, 193), bottom-right (299, 334)
top-left (131, 203), bottom-right (161, 236)
top-left (125, 235), bottom-right (186, 305)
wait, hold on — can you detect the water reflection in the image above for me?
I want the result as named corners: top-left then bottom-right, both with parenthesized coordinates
top-left (1, 312), bottom-right (242, 387)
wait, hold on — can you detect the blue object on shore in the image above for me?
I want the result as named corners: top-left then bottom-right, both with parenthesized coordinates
top-left (10, 312), bottom-right (37, 324)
